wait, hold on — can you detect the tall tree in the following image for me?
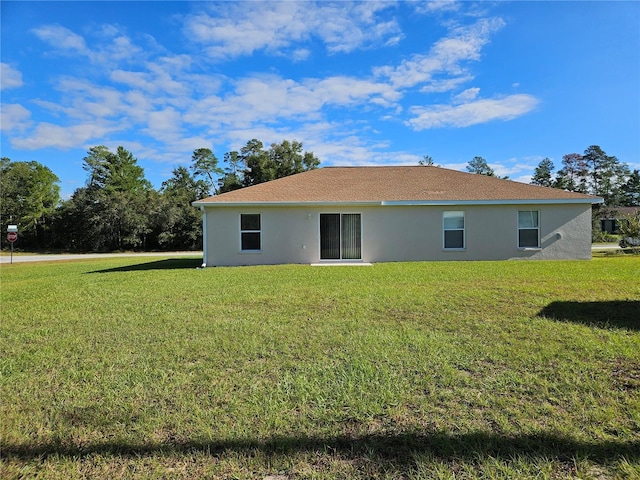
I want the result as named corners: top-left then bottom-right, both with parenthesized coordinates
top-left (581, 145), bottom-right (630, 205)
top-left (531, 158), bottom-right (555, 187)
top-left (466, 156), bottom-right (495, 176)
top-left (620, 169), bottom-right (640, 206)
top-left (83, 146), bottom-right (150, 193)
top-left (153, 166), bottom-right (209, 250)
top-left (269, 140), bottom-right (320, 178)
top-left (0, 158), bottom-right (60, 249)
top-left (64, 146), bottom-right (153, 251)
top-left (52, 188), bottom-right (92, 250)
top-left (218, 150), bottom-right (244, 193)
top-left (191, 148), bottom-right (223, 196)
top-left (241, 139), bottom-right (273, 187)
top-left (554, 153), bottom-right (588, 193)
top-left (240, 139), bottom-right (320, 187)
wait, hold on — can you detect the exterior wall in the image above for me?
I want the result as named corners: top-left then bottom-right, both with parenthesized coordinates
top-left (203, 206), bottom-right (320, 266)
top-left (202, 203), bottom-right (593, 266)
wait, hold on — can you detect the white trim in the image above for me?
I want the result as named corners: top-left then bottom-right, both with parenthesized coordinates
top-left (239, 213), bottom-right (262, 253)
top-left (517, 210), bottom-right (540, 249)
top-left (318, 212), bottom-right (363, 262)
top-left (200, 206), bottom-right (207, 268)
top-left (194, 201), bottom-right (379, 207)
top-left (311, 262), bottom-right (372, 267)
top-left (382, 198), bottom-right (602, 206)
top-left (194, 198), bottom-right (602, 208)
top-left (442, 210), bottom-right (465, 251)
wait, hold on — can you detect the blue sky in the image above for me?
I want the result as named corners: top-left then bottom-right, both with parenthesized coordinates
top-left (2, 1), bottom-right (639, 198)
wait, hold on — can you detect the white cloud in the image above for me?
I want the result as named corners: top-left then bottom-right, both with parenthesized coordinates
top-left (32, 23), bottom-right (144, 68)
top-left (122, 91), bottom-right (155, 122)
top-left (184, 1), bottom-right (401, 59)
top-left (291, 48), bottom-right (311, 62)
top-left (419, 76), bottom-right (474, 93)
top-left (407, 94), bottom-right (539, 129)
top-left (12, 8), bottom-right (538, 175)
top-left (1, 63), bottom-right (23, 90)
top-left (185, 3), bottom-right (309, 58)
top-left (415, 1), bottom-right (461, 14)
top-left (31, 24), bottom-right (89, 56)
top-left (312, 76), bottom-right (401, 105)
top-left (53, 78), bottom-right (125, 120)
top-left (12, 122), bottom-right (119, 150)
top-left (110, 70), bottom-right (155, 91)
top-left (453, 87), bottom-right (480, 103)
top-left (317, 2), bottom-right (402, 54)
top-left (145, 107), bottom-right (182, 140)
top-left (374, 17), bottom-right (505, 91)
top-left (0, 104), bottom-right (32, 132)
top-left (179, 72), bottom-right (400, 134)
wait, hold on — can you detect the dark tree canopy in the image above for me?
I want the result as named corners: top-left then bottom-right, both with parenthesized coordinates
top-left (620, 170), bottom-right (640, 206)
top-left (218, 151), bottom-right (244, 194)
top-left (67, 146), bottom-right (153, 251)
top-left (1, 158), bottom-right (60, 249)
top-left (214, 139), bottom-right (320, 191)
top-left (466, 156), bottom-right (495, 176)
top-left (552, 146), bottom-right (632, 206)
top-left (153, 166), bottom-right (209, 250)
top-left (531, 158), bottom-right (555, 187)
top-left (191, 148), bottom-right (223, 196)
top-left (0, 140), bottom-right (322, 252)
top-left (5, 140), bottom-right (638, 254)
top-left (555, 153), bottom-right (588, 193)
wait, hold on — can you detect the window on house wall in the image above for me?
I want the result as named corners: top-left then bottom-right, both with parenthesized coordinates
top-left (240, 214), bottom-right (261, 251)
top-left (443, 211), bottom-right (465, 249)
top-left (518, 210), bottom-right (540, 248)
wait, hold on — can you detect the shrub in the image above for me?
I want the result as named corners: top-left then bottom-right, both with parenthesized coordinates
top-left (618, 212), bottom-right (640, 252)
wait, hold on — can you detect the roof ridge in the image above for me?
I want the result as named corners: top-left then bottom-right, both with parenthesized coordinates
top-left (194, 165), bottom-right (602, 205)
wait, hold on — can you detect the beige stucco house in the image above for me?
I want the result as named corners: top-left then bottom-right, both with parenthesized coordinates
top-left (193, 166), bottom-right (602, 267)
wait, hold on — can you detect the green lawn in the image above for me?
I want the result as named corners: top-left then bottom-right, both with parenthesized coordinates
top-left (1, 257), bottom-right (639, 479)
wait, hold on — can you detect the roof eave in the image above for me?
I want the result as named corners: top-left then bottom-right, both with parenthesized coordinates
top-left (192, 201), bottom-right (382, 207)
top-left (381, 198), bottom-right (603, 206)
top-left (193, 198), bottom-right (603, 208)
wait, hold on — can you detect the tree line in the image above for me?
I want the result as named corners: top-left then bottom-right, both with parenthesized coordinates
top-left (1, 139), bottom-right (320, 252)
top-left (458, 146), bottom-right (639, 207)
top-left (529, 145), bottom-right (639, 207)
top-left (459, 146), bottom-right (639, 243)
top-left (3, 142), bottom-right (637, 252)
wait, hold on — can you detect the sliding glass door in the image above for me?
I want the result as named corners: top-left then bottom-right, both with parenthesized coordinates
top-left (320, 213), bottom-right (361, 260)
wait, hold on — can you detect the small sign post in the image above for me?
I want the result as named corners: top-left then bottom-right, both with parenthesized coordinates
top-left (7, 225), bottom-right (18, 264)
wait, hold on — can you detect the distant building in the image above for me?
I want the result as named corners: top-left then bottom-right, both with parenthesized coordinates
top-left (599, 206), bottom-right (640, 234)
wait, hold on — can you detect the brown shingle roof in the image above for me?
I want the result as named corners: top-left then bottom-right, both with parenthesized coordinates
top-left (194, 166), bottom-right (601, 205)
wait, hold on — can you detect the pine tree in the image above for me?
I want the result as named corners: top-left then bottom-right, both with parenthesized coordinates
top-left (531, 158), bottom-right (555, 187)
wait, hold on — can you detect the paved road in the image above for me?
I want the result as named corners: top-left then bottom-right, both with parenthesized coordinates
top-left (0, 251), bottom-right (202, 264)
top-left (591, 244), bottom-right (622, 250)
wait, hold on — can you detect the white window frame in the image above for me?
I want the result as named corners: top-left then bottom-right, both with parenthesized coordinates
top-left (318, 212), bottom-right (362, 261)
top-left (443, 211), bottom-right (465, 250)
top-left (239, 213), bottom-right (262, 252)
top-left (517, 210), bottom-right (540, 249)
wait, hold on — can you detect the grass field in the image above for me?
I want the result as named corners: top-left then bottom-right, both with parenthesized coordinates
top-left (1, 256), bottom-right (639, 479)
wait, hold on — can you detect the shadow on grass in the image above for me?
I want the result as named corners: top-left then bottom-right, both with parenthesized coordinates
top-left (3, 432), bottom-right (639, 464)
top-left (88, 258), bottom-right (203, 273)
top-left (538, 300), bottom-right (640, 331)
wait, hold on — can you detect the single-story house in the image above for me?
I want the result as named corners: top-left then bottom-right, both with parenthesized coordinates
top-left (193, 166), bottom-right (602, 267)
top-left (598, 206), bottom-right (640, 234)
